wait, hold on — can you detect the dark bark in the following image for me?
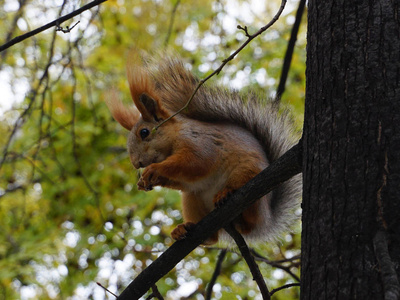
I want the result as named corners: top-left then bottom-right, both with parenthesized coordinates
top-left (302, 0), bottom-right (400, 299)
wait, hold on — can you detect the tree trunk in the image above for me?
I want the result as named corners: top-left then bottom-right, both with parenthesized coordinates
top-left (301, 1), bottom-right (400, 299)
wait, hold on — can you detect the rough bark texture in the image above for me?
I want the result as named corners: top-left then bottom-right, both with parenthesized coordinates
top-left (302, 0), bottom-right (400, 299)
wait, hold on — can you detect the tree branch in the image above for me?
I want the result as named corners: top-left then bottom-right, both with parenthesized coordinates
top-left (251, 250), bottom-right (301, 282)
top-left (224, 224), bottom-right (270, 300)
top-left (0, 0), bottom-right (28, 64)
top-left (205, 249), bottom-right (227, 300)
top-left (269, 283), bottom-right (300, 296)
top-left (275, 0), bottom-right (306, 102)
top-left (0, 0), bottom-right (108, 53)
top-left (117, 141), bottom-right (302, 300)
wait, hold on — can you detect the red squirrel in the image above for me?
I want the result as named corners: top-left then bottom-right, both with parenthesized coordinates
top-left (107, 52), bottom-right (301, 245)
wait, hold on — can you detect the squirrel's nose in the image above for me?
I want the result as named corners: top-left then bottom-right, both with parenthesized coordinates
top-left (131, 161), bottom-right (142, 169)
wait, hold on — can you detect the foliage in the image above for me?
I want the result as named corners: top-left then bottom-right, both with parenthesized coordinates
top-left (0, 0), bottom-right (305, 299)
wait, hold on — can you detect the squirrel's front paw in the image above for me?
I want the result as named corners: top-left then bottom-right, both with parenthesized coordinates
top-left (171, 222), bottom-right (195, 240)
top-left (213, 188), bottom-right (233, 208)
top-left (137, 177), bottom-right (150, 191)
top-left (137, 165), bottom-right (160, 191)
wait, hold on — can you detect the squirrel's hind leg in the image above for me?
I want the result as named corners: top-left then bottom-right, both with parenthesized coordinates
top-left (171, 192), bottom-right (219, 245)
top-left (213, 165), bottom-right (263, 235)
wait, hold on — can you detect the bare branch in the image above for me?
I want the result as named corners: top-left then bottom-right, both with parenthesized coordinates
top-left (0, 21), bottom-right (59, 172)
top-left (251, 250), bottom-right (300, 282)
top-left (275, 0), bottom-right (306, 102)
top-left (269, 283), bottom-right (300, 296)
top-left (237, 25), bottom-right (251, 37)
top-left (224, 224), bottom-right (270, 300)
top-left (116, 141), bottom-right (302, 300)
top-left (96, 282), bottom-right (118, 298)
top-left (0, 0), bottom-right (108, 53)
top-left (56, 21), bottom-right (81, 33)
top-left (205, 249), bottom-right (227, 300)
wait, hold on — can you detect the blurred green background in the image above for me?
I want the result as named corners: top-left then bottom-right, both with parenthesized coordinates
top-left (0, 0), bottom-right (305, 299)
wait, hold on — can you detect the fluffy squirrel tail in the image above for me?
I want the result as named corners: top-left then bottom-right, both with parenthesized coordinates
top-left (127, 53), bottom-right (302, 240)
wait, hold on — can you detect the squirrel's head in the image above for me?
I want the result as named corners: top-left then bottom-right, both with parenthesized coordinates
top-left (107, 90), bottom-right (176, 169)
top-left (106, 51), bottom-right (185, 169)
top-left (126, 93), bottom-right (175, 169)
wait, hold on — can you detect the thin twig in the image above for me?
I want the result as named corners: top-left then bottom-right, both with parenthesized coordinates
top-left (29, 0), bottom-right (63, 181)
top-left (251, 249), bottom-right (301, 282)
top-left (224, 224), bottom-right (270, 300)
top-left (96, 282), bottom-right (118, 298)
top-left (56, 21), bottom-right (80, 33)
top-left (0, 31), bottom-right (59, 172)
top-left (164, 0), bottom-right (181, 47)
top-left (0, 0), bottom-right (108, 52)
top-left (269, 283), bottom-right (300, 296)
top-left (205, 249), bottom-right (227, 300)
top-left (155, 0), bottom-right (287, 130)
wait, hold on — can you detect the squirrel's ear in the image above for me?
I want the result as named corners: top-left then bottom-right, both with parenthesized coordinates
top-left (106, 89), bottom-right (139, 131)
top-left (126, 51), bottom-right (170, 122)
top-left (137, 93), bottom-right (169, 122)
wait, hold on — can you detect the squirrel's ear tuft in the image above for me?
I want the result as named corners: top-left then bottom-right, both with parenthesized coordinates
top-left (106, 89), bottom-right (139, 131)
top-left (126, 52), bottom-right (153, 107)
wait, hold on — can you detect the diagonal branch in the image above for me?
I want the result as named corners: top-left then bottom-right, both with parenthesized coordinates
top-left (0, 0), bottom-right (108, 53)
top-left (0, 0), bottom-right (28, 64)
top-left (116, 141), bottom-right (302, 300)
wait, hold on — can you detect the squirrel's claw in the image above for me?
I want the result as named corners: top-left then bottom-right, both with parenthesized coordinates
top-left (213, 188), bottom-right (233, 208)
top-left (137, 177), bottom-right (153, 191)
top-left (171, 222), bottom-right (196, 241)
top-left (138, 165), bottom-right (159, 191)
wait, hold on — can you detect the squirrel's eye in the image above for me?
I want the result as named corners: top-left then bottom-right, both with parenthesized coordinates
top-left (140, 128), bottom-right (150, 140)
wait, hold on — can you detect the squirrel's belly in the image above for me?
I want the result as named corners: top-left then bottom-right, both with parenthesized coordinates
top-left (182, 173), bottom-right (228, 211)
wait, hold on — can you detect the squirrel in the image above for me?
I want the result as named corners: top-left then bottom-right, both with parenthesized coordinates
top-left (107, 52), bottom-right (301, 245)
